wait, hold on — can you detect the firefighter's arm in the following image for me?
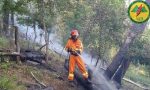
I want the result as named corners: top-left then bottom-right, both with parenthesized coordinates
top-left (75, 40), bottom-right (83, 55)
top-left (65, 39), bottom-right (72, 52)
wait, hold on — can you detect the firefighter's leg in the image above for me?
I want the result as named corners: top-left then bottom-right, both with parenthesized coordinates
top-left (68, 55), bottom-right (76, 81)
top-left (76, 56), bottom-right (88, 79)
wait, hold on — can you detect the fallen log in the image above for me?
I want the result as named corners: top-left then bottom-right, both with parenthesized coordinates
top-left (0, 52), bottom-right (20, 62)
top-left (20, 49), bottom-right (45, 63)
top-left (0, 52), bottom-right (20, 56)
top-left (0, 49), bottom-right (45, 63)
top-left (0, 48), bottom-right (57, 75)
top-left (0, 49), bottom-right (13, 52)
top-left (0, 49), bottom-right (56, 72)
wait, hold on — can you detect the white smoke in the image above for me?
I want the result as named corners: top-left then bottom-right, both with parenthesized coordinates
top-left (15, 15), bottom-right (117, 89)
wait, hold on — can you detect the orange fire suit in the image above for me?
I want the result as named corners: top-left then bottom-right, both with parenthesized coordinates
top-left (65, 38), bottom-right (88, 81)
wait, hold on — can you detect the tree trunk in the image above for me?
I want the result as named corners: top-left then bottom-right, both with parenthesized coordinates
top-left (11, 11), bottom-right (14, 26)
top-left (112, 58), bottom-right (131, 85)
top-left (10, 11), bottom-right (14, 38)
top-left (14, 26), bottom-right (21, 64)
top-left (9, 11), bottom-right (15, 50)
top-left (40, 32), bottom-right (43, 43)
top-left (105, 23), bottom-right (148, 82)
top-left (44, 25), bottom-right (49, 63)
top-left (41, 0), bottom-right (48, 62)
top-left (95, 55), bottom-right (100, 67)
top-left (26, 26), bottom-right (29, 40)
top-left (0, 18), bottom-right (3, 34)
top-left (3, 7), bottom-right (9, 36)
top-left (9, 26), bottom-right (15, 50)
top-left (33, 22), bottom-right (37, 49)
top-left (26, 17), bottom-right (29, 40)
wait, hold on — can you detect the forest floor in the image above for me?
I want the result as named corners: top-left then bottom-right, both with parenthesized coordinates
top-left (0, 55), bottom-right (84, 90)
top-left (0, 53), bottom-right (146, 90)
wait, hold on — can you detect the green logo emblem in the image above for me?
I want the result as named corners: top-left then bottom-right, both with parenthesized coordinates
top-left (128, 1), bottom-right (150, 23)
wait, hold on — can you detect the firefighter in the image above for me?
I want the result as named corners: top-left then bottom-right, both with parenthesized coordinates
top-left (65, 29), bottom-right (89, 81)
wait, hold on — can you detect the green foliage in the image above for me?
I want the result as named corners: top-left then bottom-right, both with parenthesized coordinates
top-left (129, 29), bottom-right (150, 65)
top-left (82, 0), bottom-right (126, 61)
top-left (0, 36), bottom-right (8, 48)
top-left (1, 0), bottom-right (28, 14)
top-left (0, 76), bottom-right (25, 90)
top-left (17, 16), bottom-right (33, 26)
top-left (125, 64), bottom-right (150, 87)
top-left (53, 0), bottom-right (127, 63)
top-left (0, 62), bottom-right (11, 70)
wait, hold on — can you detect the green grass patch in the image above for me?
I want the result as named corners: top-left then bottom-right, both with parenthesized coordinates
top-left (0, 62), bottom-right (11, 70)
top-left (125, 64), bottom-right (150, 87)
top-left (0, 36), bottom-right (9, 48)
top-left (0, 75), bottom-right (26, 90)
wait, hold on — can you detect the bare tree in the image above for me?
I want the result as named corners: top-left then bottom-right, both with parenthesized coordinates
top-left (14, 26), bottom-right (21, 64)
top-left (41, 0), bottom-right (49, 63)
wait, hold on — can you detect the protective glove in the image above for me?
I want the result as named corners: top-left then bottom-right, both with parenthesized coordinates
top-left (71, 51), bottom-right (78, 56)
top-left (76, 50), bottom-right (81, 54)
top-left (71, 50), bottom-right (80, 56)
top-left (67, 48), bottom-right (72, 52)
